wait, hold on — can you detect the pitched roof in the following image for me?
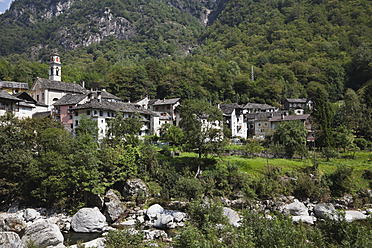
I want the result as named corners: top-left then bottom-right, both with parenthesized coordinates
top-left (285, 98), bottom-right (308, 103)
top-left (0, 90), bottom-right (22, 101)
top-left (243, 102), bottom-right (275, 110)
top-left (152, 98), bottom-right (181, 106)
top-left (270, 114), bottom-right (310, 122)
top-left (53, 94), bottom-right (86, 106)
top-left (0, 81), bottom-right (29, 90)
top-left (34, 77), bottom-right (86, 94)
top-left (221, 103), bottom-right (242, 115)
top-left (72, 99), bottom-right (158, 116)
top-left (13, 92), bottom-right (47, 106)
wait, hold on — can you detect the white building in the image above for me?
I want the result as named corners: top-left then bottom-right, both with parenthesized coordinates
top-left (221, 103), bottom-right (247, 139)
top-left (29, 53), bottom-right (86, 110)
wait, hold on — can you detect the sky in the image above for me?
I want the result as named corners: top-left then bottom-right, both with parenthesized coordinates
top-left (0, 0), bottom-right (13, 14)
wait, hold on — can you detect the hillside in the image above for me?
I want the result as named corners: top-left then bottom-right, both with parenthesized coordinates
top-left (0, 0), bottom-right (371, 105)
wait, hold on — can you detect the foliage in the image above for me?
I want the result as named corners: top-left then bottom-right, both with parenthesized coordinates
top-left (106, 112), bottom-right (143, 145)
top-left (174, 176), bottom-right (203, 201)
top-left (179, 99), bottom-right (224, 177)
top-left (105, 229), bottom-right (145, 248)
top-left (272, 120), bottom-right (308, 158)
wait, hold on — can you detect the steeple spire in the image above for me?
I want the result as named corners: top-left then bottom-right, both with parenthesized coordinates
top-left (49, 51), bottom-right (61, 81)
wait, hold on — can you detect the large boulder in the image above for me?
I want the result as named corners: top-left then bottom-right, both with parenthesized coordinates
top-left (71, 207), bottom-right (106, 233)
top-left (146, 204), bottom-right (164, 220)
top-left (292, 216), bottom-right (317, 225)
top-left (21, 219), bottom-right (64, 248)
top-left (0, 215), bottom-right (26, 234)
top-left (123, 179), bottom-right (149, 202)
top-left (314, 203), bottom-right (337, 220)
top-left (223, 207), bottom-right (241, 227)
top-left (153, 214), bottom-right (174, 229)
top-left (104, 189), bottom-right (126, 223)
top-left (23, 208), bottom-right (40, 222)
top-left (0, 232), bottom-right (22, 248)
top-left (345, 210), bottom-right (367, 222)
top-left (285, 199), bottom-right (309, 216)
top-left (69, 237), bottom-right (105, 248)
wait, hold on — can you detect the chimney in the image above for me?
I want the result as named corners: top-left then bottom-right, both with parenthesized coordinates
top-left (81, 81), bottom-right (85, 89)
top-left (88, 92), bottom-right (93, 101)
top-left (281, 113), bottom-right (285, 120)
top-left (97, 91), bottom-right (102, 102)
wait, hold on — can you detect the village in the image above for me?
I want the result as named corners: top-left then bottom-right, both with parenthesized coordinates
top-left (0, 52), bottom-right (314, 142)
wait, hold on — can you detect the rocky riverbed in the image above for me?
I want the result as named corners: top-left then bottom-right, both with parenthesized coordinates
top-left (1, 179), bottom-right (371, 247)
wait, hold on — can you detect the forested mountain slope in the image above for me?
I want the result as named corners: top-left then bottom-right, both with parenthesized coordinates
top-left (0, 0), bottom-right (371, 106)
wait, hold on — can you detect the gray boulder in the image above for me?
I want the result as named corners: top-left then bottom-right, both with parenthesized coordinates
top-left (71, 207), bottom-right (106, 233)
top-left (23, 208), bottom-right (40, 222)
top-left (21, 219), bottom-right (64, 248)
top-left (69, 237), bottom-right (105, 248)
top-left (0, 232), bottom-right (22, 248)
top-left (286, 199), bottom-right (309, 216)
top-left (292, 216), bottom-right (317, 225)
top-left (153, 214), bottom-right (174, 229)
top-left (123, 179), bottom-right (149, 201)
top-left (1, 215), bottom-right (26, 234)
top-left (223, 207), bottom-right (241, 227)
top-left (345, 210), bottom-right (367, 222)
top-left (314, 203), bottom-right (337, 220)
top-left (104, 189), bottom-right (125, 223)
top-left (143, 229), bottom-right (168, 240)
top-left (146, 204), bottom-right (164, 220)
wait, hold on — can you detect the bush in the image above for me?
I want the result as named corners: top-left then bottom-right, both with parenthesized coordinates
top-left (105, 229), bottom-right (145, 248)
top-left (327, 165), bottom-right (354, 197)
top-left (354, 138), bottom-right (371, 150)
top-left (174, 177), bottom-right (204, 201)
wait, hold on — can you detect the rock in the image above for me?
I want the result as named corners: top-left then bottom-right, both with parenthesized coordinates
top-left (137, 216), bottom-right (145, 223)
top-left (7, 204), bottom-right (19, 214)
top-left (285, 199), bottom-right (309, 216)
top-left (71, 207), bottom-right (106, 233)
top-left (120, 220), bottom-right (137, 226)
top-left (123, 179), bottom-right (149, 202)
top-left (104, 189), bottom-right (125, 223)
top-left (292, 216), bottom-right (317, 225)
top-left (153, 214), bottom-right (174, 229)
top-left (69, 237), bottom-right (105, 248)
top-left (171, 211), bottom-right (187, 222)
top-left (314, 203), bottom-right (337, 220)
top-left (21, 219), bottom-right (64, 248)
top-left (146, 204), bottom-right (164, 220)
top-left (0, 232), bottom-right (22, 248)
top-left (345, 211), bottom-right (367, 222)
top-left (143, 229), bottom-right (168, 240)
top-left (223, 207), bottom-right (241, 227)
top-left (1, 215), bottom-right (26, 234)
top-left (230, 198), bottom-right (247, 209)
top-left (23, 208), bottom-right (40, 222)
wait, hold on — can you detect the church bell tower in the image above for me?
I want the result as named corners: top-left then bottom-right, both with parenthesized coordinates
top-left (49, 52), bottom-right (61, 81)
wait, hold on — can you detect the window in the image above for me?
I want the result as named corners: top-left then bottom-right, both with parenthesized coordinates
top-left (100, 111), bottom-right (103, 116)
top-left (75, 120), bottom-right (79, 126)
top-left (53, 98), bottom-right (58, 101)
top-left (75, 112), bottom-right (79, 116)
top-left (69, 115), bottom-right (73, 119)
top-left (42, 93), bottom-right (45, 101)
top-left (87, 110), bottom-right (91, 115)
top-left (37, 95), bottom-right (39, 101)
top-left (94, 110), bottom-right (97, 115)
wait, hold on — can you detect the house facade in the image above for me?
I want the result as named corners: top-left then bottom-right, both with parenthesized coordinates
top-left (0, 81), bottom-right (29, 95)
top-left (284, 98), bottom-right (313, 115)
top-left (221, 103), bottom-right (247, 139)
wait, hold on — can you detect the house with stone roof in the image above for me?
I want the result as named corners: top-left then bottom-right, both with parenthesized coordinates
top-left (0, 81), bottom-right (29, 95)
top-left (72, 95), bottom-right (160, 140)
top-left (0, 90), bottom-right (22, 117)
top-left (243, 102), bottom-right (277, 114)
top-left (13, 92), bottom-right (48, 118)
top-left (284, 98), bottom-right (313, 115)
top-left (220, 103), bottom-right (247, 139)
top-left (29, 53), bottom-right (87, 110)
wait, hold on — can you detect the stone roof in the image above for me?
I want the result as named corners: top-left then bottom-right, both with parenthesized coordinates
top-left (243, 102), bottom-right (275, 110)
top-left (13, 92), bottom-right (48, 107)
top-left (0, 81), bottom-right (29, 90)
top-left (34, 77), bottom-right (86, 94)
top-left (0, 90), bottom-right (22, 101)
top-left (33, 111), bottom-right (51, 118)
top-left (285, 98), bottom-right (308, 103)
top-left (73, 99), bottom-right (158, 116)
top-left (270, 114), bottom-right (310, 122)
top-left (53, 94), bottom-right (86, 106)
top-left (88, 90), bottom-right (122, 101)
top-left (221, 103), bottom-right (242, 115)
top-left (152, 98), bottom-right (181, 106)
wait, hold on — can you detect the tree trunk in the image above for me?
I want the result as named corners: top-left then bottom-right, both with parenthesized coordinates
top-left (195, 151), bottom-right (202, 178)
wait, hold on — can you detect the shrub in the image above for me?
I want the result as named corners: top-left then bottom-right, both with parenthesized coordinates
top-left (327, 165), bottom-right (354, 197)
top-left (174, 177), bottom-right (204, 201)
top-left (105, 229), bottom-right (145, 248)
top-left (354, 138), bottom-right (371, 150)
